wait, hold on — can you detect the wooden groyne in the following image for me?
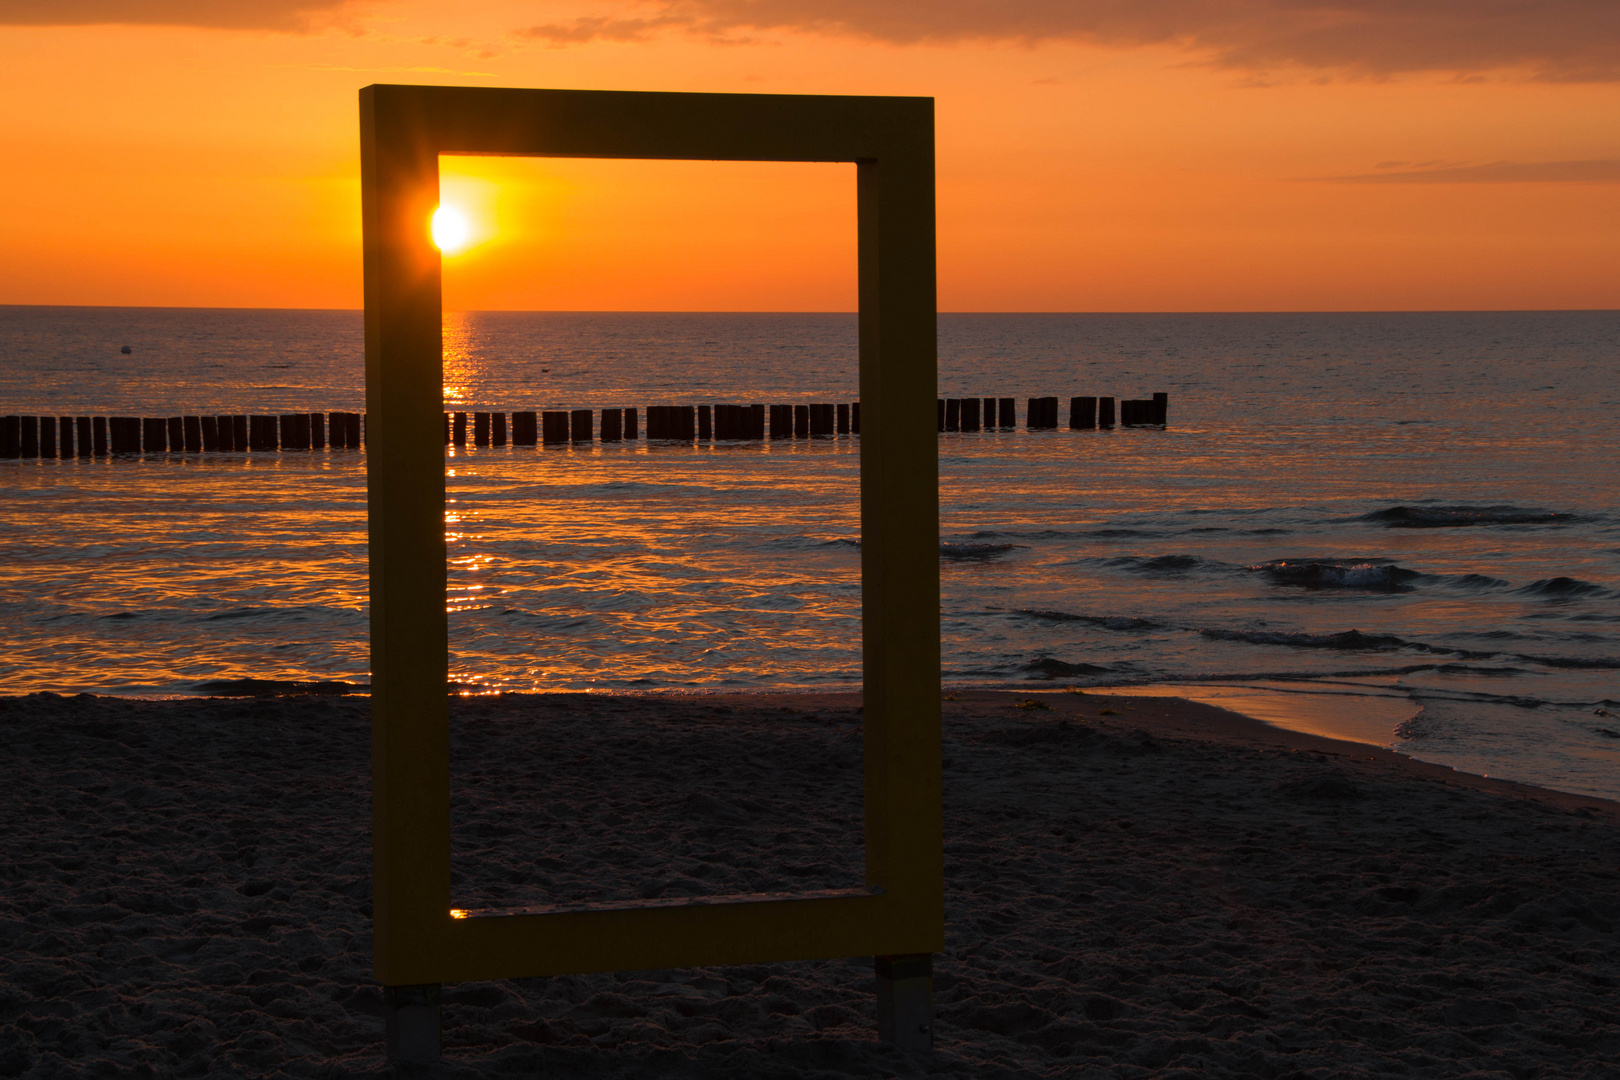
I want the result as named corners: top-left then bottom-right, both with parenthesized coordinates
top-left (1, 395), bottom-right (1166, 458)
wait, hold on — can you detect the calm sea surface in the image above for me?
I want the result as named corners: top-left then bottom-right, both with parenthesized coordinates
top-left (2, 307), bottom-right (1617, 799)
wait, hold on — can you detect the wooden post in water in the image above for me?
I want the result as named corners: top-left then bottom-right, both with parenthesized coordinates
top-left (936, 399), bottom-right (945, 432)
top-left (201, 416), bottom-right (220, 451)
top-left (1027, 397), bottom-right (1059, 429)
top-left (960, 398), bottom-right (980, 432)
top-left (474, 412), bottom-right (490, 446)
top-left (1124, 399), bottom-right (1161, 426)
top-left (770, 404), bottom-right (792, 439)
top-left (107, 418), bottom-right (133, 454)
top-left (1069, 396), bottom-right (1096, 430)
top-left (282, 414), bottom-right (312, 449)
top-left (793, 404), bottom-right (810, 438)
top-left (309, 413), bottom-right (325, 450)
top-left (511, 412), bottom-right (537, 446)
top-left (944, 398), bottom-right (960, 431)
top-left (142, 418), bottom-right (166, 452)
top-left (492, 412), bottom-right (507, 446)
top-left (570, 409), bottom-right (593, 443)
top-left (39, 417), bottom-right (57, 458)
top-left (810, 403), bottom-right (835, 437)
top-left (452, 412), bottom-right (467, 446)
top-left (600, 408), bottom-right (622, 442)
top-left (698, 404), bottom-right (713, 441)
top-left (19, 416), bottom-right (38, 458)
top-left (1153, 392), bottom-right (1168, 426)
top-left (750, 404), bottom-right (765, 440)
top-left (623, 407), bottom-right (637, 440)
top-left (837, 403), bottom-right (850, 434)
top-left (93, 417), bottom-right (108, 456)
top-left (184, 416), bottom-right (203, 452)
top-left (76, 417), bottom-right (93, 457)
top-left (852, 401), bottom-right (860, 434)
top-left (998, 398), bottom-right (1015, 428)
top-left (541, 411), bottom-right (569, 444)
top-left (167, 417), bottom-right (184, 451)
top-left (249, 415), bottom-right (277, 451)
top-left (1098, 396), bottom-right (1115, 428)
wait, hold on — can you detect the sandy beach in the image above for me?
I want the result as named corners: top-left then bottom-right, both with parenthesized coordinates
top-left (2, 688), bottom-right (1617, 1078)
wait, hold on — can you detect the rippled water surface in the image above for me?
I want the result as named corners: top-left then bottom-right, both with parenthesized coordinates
top-left (2, 307), bottom-right (1617, 798)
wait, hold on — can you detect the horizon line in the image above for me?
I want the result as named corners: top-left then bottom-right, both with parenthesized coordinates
top-left (3, 304), bottom-right (1618, 316)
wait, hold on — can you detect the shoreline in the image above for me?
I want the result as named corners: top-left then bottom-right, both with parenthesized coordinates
top-left (65, 682), bottom-right (1620, 813)
top-left (5, 688), bottom-right (1618, 1076)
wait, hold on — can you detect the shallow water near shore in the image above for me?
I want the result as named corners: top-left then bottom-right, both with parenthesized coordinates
top-left (1, 307), bottom-right (1617, 798)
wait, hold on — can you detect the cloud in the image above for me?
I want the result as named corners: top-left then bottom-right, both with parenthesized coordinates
top-left (514, 14), bottom-right (689, 45)
top-left (1322, 160), bottom-right (1620, 183)
top-left (538, 0), bottom-right (1620, 81)
top-left (0, 0), bottom-right (353, 30)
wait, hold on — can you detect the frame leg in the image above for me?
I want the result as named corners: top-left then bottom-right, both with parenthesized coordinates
top-left (875, 954), bottom-right (934, 1050)
top-left (384, 983), bottom-right (442, 1062)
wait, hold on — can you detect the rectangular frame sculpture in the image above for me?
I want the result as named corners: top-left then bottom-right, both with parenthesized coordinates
top-left (360, 82), bottom-right (942, 1050)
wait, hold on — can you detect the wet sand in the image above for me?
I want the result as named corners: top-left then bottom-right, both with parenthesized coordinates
top-left (2, 689), bottom-right (1617, 1077)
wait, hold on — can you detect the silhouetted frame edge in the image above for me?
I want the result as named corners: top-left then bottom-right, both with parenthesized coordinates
top-left (360, 83), bottom-right (941, 986)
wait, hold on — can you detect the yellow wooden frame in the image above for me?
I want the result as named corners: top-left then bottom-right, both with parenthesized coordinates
top-left (361, 84), bottom-right (941, 985)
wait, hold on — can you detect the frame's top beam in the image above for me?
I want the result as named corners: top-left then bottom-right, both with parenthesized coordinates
top-left (360, 83), bottom-right (933, 164)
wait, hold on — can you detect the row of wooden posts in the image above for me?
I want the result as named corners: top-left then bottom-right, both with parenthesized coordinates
top-left (0, 394), bottom-right (1167, 458)
top-left (0, 413), bottom-right (365, 458)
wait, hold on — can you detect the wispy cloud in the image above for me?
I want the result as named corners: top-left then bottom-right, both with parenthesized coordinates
top-left (1321, 160), bottom-right (1620, 183)
top-left (519, 0), bottom-right (1620, 82)
top-left (0, 0), bottom-right (354, 30)
top-left (514, 14), bottom-right (691, 45)
top-left (10, 0), bottom-right (1618, 82)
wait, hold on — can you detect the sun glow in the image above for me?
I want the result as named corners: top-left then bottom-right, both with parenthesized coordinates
top-left (431, 204), bottom-right (473, 255)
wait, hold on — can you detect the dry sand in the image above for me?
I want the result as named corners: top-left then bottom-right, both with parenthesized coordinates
top-left (2, 689), bottom-right (1618, 1078)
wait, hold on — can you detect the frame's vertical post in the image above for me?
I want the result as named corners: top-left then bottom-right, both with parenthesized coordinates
top-left (856, 100), bottom-right (942, 949)
top-left (384, 983), bottom-right (442, 1062)
top-left (361, 84), bottom-right (455, 988)
top-left (875, 954), bottom-right (934, 1050)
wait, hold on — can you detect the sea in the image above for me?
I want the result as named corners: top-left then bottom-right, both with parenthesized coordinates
top-left (2, 307), bottom-right (1617, 800)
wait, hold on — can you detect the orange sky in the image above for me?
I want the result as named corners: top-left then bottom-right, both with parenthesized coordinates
top-left (1, 0), bottom-right (1616, 311)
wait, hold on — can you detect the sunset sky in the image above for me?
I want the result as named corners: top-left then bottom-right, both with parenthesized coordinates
top-left (2, 0), bottom-right (1616, 311)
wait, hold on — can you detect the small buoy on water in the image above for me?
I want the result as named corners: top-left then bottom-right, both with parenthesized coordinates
top-left (120, 345), bottom-right (132, 354)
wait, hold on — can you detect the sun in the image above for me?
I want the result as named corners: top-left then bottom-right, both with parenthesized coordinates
top-left (430, 204), bottom-right (473, 255)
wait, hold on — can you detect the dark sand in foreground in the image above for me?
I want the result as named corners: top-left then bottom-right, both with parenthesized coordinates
top-left (2, 689), bottom-right (1617, 1078)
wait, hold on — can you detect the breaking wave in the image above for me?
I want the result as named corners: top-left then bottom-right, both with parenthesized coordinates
top-left (941, 542), bottom-right (1023, 560)
top-left (1201, 628), bottom-right (1428, 652)
top-left (1018, 610), bottom-right (1164, 632)
top-left (1106, 554), bottom-right (1211, 575)
top-left (1356, 504), bottom-right (1579, 529)
top-left (1247, 559), bottom-right (1420, 591)
top-left (1516, 577), bottom-right (1612, 599)
top-left (192, 678), bottom-right (367, 697)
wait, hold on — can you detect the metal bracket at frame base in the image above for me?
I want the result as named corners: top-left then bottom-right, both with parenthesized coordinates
top-left (384, 983), bottom-right (442, 1062)
top-left (875, 954), bottom-right (934, 1051)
